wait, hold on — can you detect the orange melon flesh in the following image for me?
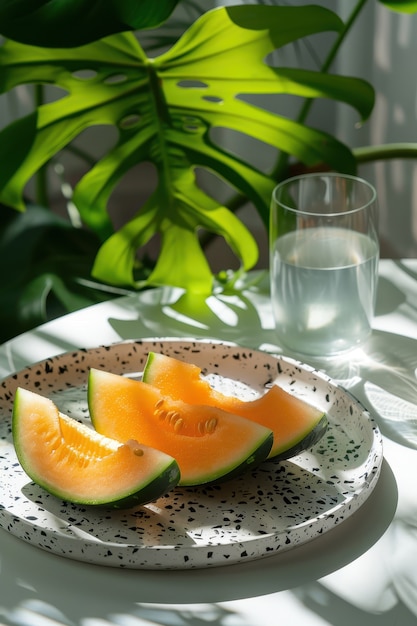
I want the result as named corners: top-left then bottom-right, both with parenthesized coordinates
top-left (88, 368), bottom-right (273, 486)
top-left (12, 387), bottom-right (180, 507)
top-left (143, 352), bottom-right (327, 459)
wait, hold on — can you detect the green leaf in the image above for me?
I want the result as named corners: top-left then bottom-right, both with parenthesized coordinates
top-left (0, 5), bottom-right (375, 294)
top-left (0, 113), bottom-right (38, 203)
top-left (378, 0), bottom-right (417, 13)
top-left (0, 0), bottom-right (181, 47)
top-left (93, 173), bottom-right (259, 292)
top-left (0, 203), bottom-right (116, 342)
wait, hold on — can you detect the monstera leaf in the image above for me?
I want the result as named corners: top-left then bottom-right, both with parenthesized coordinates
top-left (0, 5), bottom-right (375, 294)
top-left (0, 0), bottom-right (181, 47)
top-left (379, 0), bottom-right (417, 11)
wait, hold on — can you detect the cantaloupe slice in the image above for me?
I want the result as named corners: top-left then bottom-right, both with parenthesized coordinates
top-left (87, 368), bottom-right (273, 486)
top-left (12, 387), bottom-right (180, 507)
top-left (142, 351), bottom-right (327, 459)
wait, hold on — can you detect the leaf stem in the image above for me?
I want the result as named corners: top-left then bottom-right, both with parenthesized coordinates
top-left (299, 0), bottom-right (370, 124)
top-left (354, 143), bottom-right (417, 163)
top-left (274, 0), bottom-right (370, 180)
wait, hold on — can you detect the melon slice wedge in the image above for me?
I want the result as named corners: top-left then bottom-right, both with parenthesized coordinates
top-left (87, 368), bottom-right (273, 486)
top-left (12, 387), bottom-right (180, 508)
top-left (142, 351), bottom-right (328, 460)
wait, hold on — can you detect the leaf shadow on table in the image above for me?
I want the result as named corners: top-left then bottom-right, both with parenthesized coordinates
top-left (374, 273), bottom-right (407, 316)
top-left (106, 283), bottom-right (282, 354)
top-left (103, 270), bottom-right (408, 351)
top-left (304, 328), bottom-right (417, 452)
top-left (293, 580), bottom-right (417, 626)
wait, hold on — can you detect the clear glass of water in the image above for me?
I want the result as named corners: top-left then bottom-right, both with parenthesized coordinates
top-left (270, 173), bottom-right (379, 357)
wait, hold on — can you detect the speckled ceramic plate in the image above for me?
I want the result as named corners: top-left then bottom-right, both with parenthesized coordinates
top-left (0, 339), bottom-right (383, 570)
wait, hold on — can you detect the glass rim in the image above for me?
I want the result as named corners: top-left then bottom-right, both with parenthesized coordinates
top-left (271, 172), bottom-right (377, 217)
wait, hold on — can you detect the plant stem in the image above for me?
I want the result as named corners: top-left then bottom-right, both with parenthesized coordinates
top-left (299, 0), bottom-right (369, 124)
top-left (354, 143), bottom-right (417, 163)
top-left (274, 0), bottom-right (370, 180)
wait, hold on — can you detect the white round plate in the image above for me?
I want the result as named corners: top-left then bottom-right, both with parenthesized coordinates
top-left (0, 339), bottom-right (383, 569)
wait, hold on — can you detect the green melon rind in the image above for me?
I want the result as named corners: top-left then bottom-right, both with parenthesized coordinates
top-left (142, 351), bottom-right (161, 379)
top-left (12, 387), bottom-right (181, 508)
top-left (205, 431), bottom-right (274, 485)
top-left (97, 460), bottom-right (180, 509)
top-left (177, 429), bottom-right (274, 486)
top-left (272, 414), bottom-right (329, 461)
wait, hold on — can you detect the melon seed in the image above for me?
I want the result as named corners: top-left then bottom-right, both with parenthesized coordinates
top-left (166, 410), bottom-right (177, 422)
top-left (173, 418), bottom-right (184, 432)
top-left (197, 417), bottom-right (218, 435)
top-left (155, 398), bottom-right (164, 409)
top-left (205, 418), bottom-right (218, 434)
top-left (125, 439), bottom-right (144, 456)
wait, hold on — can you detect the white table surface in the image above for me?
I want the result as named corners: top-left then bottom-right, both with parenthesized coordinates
top-left (1, 259), bottom-right (417, 625)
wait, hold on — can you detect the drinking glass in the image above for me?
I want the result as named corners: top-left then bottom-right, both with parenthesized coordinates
top-left (270, 173), bottom-right (379, 357)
